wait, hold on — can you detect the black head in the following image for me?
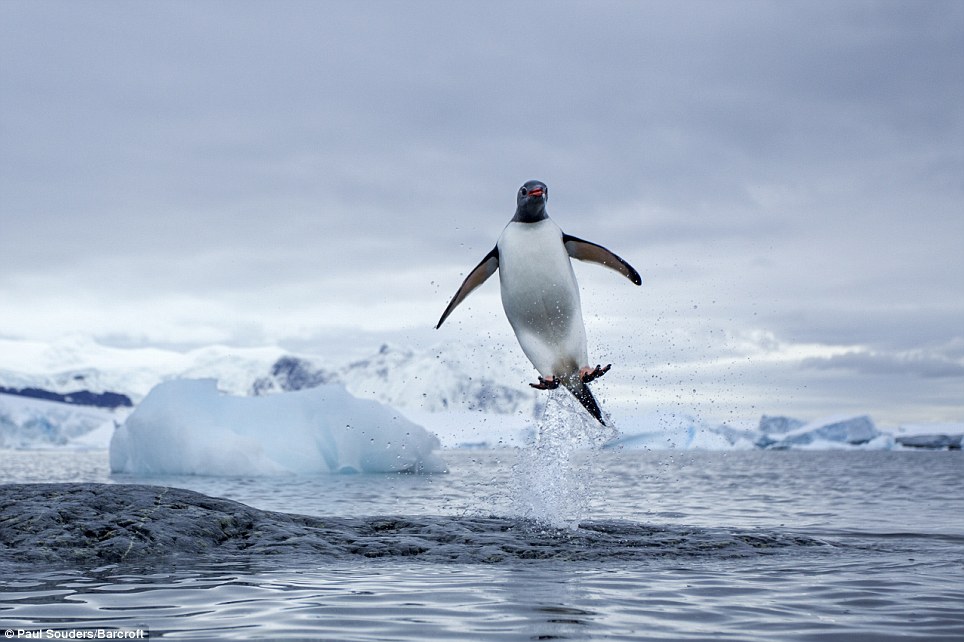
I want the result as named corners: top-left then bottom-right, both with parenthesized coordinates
top-left (513, 180), bottom-right (549, 223)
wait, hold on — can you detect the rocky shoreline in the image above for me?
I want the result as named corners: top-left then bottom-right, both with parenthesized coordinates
top-left (0, 483), bottom-right (333, 564)
top-left (0, 483), bottom-right (826, 567)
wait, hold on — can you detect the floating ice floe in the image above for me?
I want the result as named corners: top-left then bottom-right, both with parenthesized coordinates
top-left (109, 379), bottom-right (447, 475)
top-left (892, 423), bottom-right (964, 450)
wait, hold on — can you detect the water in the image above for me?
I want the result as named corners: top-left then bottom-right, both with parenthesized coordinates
top-left (1, 447), bottom-right (962, 640)
top-left (510, 390), bottom-right (618, 527)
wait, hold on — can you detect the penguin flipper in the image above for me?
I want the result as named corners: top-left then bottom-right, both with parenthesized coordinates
top-left (562, 234), bottom-right (642, 285)
top-left (435, 247), bottom-right (499, 329)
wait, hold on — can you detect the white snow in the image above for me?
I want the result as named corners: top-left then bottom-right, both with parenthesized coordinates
top-left (109, 379), bottom-right (447, 475)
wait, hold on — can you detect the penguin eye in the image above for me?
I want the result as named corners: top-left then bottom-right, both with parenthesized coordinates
top-left (519, 187), bottom-right (528, 196)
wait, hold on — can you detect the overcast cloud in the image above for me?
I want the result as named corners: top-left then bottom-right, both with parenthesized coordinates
top-left (1, 1), bottom-right (962, 422)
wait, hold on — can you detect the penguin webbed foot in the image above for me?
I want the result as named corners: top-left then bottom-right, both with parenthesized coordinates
top-left (581, 363), bottom-right (611, 384)
top-left (529, 376), bottom-right (560, 390)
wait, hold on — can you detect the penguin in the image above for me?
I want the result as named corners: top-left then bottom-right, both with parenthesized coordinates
top-left (436, 179), bottom-right (641, 425)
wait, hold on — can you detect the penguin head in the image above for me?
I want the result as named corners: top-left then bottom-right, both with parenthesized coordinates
top-left (513, 180), bottom-right (549, 223)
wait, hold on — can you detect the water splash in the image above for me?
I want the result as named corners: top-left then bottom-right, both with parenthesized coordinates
top-left (511, 389), bottom-right (619, 529)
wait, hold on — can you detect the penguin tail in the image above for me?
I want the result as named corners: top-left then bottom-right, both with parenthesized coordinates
top-left (562, 378), bottom-right (607, 426)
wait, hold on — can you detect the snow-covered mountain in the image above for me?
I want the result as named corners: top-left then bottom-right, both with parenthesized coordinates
top-left (0, 337), bottom-right (542, 418)
top-left (0, 338), bottom-right (541, 450)
top-left (2, 336), bottom-right (961, 451)
top-left (0, 392), bottom-right (121, 449)
top-left (340, 344), bottom-right (541, 416)
top-left (250, 345), bottom-right (541, 416)
top-left (249, 356), bottom-right (339, 396)
top-left (0, 336), bottom-right (287, 401)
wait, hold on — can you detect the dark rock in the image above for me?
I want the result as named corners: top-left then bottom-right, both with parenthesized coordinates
top-left (0, 483), bottom-right (829, 568)
top-left (0, 483), bottom-right (334, 564)
top-left (249, 356), bottom-right (337, 395)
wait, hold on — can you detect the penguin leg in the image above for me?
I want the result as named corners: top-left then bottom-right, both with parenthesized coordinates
top-left (580, 364), bottom-right (611, 384)
top-left (529, 376), bottom-right (560, 390)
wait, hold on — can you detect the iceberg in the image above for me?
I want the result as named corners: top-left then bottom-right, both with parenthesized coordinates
top-left (761, 414), bottom-right (882, 450)
top-left (758, 415), bottom-right (806, 434)
top-left (109, 379), bottom-right (447, 475)
top-left (605, 411), bottom-right (753, 450)
top-left (753, 415), bottom-right (807, 448)
top-left (601, 412), bottom-right (900, 451)
top-left (754, 415), bottom-right (807, 448)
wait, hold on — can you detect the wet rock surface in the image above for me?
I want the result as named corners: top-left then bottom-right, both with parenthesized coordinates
top-left (0, 483), bottom-right (828, 567)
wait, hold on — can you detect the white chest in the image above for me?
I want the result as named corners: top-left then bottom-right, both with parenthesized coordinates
top-left (497, 220), bottom-right (570, 281)
top-left (496, 219), bottom-right (580, 310)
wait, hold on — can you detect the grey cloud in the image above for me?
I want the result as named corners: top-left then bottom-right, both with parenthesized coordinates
top-left (764, 304), bottom-right (964, 356)
top-left (1, 1), bottom-right (962, 420)
top-left (802, 350), bottom-right (964, 379)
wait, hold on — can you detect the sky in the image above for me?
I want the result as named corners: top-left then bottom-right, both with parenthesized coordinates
top-left (1, 0), bottom-right (962, 423)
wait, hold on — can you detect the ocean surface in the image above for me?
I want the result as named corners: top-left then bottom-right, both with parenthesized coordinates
top-left (0, 447), bottom-right (962, 641)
